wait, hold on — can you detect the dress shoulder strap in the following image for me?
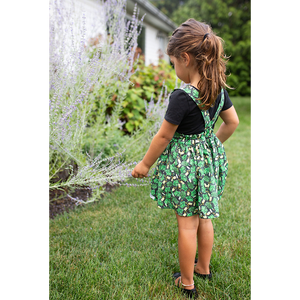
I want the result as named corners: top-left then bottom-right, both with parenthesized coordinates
top-left (178, 85), bottom-right (225, 129)
top-left (208, 89), bottom-right (224, 128)
top-left (178, 85), bottom-right (210, 127)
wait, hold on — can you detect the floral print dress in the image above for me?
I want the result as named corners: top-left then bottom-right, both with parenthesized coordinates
top-left (150, 85), bottom-right (228, 219)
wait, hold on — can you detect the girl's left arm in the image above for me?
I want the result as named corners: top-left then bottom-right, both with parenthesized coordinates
top-left (131, 120), bottom-right (178, 178)
top-left (216, 106), bottom-right (239, 143)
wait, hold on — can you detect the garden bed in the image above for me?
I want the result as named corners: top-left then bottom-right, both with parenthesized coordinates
top-left (49, 184), bottom-right (116, 219)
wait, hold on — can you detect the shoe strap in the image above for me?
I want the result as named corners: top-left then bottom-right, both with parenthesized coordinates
top-left (181, 280), bottom-right (195, 287)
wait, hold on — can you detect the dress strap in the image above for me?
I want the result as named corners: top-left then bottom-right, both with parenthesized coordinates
top-left (178, 85), bottom-right (210, 127)
top-left (208, 88), bottom-right (224, 128)
top-left (178, 85), bottom-right (224, 130)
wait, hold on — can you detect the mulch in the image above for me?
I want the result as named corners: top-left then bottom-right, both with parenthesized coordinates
top-left (49, 160), bottom-right (119, 219)
top-left (49, 184), bottom-right (116, 219)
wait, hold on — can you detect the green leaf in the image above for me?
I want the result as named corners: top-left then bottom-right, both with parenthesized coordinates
top-left (125, 122), bottom-right (134, 132)
top-left (127, 112), bottom-right (134, 118)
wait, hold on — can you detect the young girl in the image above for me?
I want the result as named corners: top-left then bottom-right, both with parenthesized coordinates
top-left (132, 18), bottom-right (239, 298)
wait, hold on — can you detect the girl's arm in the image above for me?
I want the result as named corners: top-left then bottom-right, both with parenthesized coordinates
top-left (216, 106), bottom-right (239, 143)
top-left (132, 120), bottom-right (178, 178)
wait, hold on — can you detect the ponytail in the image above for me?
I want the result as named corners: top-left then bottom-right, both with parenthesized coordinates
top-left (196, 32), bottom-right (229, 109)
top-left (167, 19), bottom-right (231, 110)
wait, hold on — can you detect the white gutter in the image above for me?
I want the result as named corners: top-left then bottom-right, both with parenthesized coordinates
top-left (133, 0), bottom-right (177, 29)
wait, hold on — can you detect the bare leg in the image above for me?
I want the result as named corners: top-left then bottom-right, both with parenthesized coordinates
top-left (175, 212), bottom-right (199, 290)
top-left (195, 218), bottom-right (214, 274)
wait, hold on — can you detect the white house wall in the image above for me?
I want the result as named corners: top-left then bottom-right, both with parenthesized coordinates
top-left (145, 23), bottom-right (157, 65)
top-left (69, 0), bottom-right (106, 41)
top-left (51, 0), bottom-right (172, 66)
top-left (50, 0), bottom-right (106, 52)
top-left (144, 21), bottom-right (169, 65)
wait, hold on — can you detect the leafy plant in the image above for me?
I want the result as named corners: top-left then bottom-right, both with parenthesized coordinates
top-left (103, 58), bottom-right (179, 134)
top-left (125, 59), bottom-right (177, 133)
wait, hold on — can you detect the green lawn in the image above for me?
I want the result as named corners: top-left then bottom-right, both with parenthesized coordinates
top-left (50, 96), bottom-right (250, 299)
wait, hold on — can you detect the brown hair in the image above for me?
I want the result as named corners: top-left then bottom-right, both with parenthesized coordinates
top-left (167, 19), bottom-right (231, 110)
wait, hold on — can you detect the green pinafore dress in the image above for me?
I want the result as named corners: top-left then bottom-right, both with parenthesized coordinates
top-left (150, 85), bottom-right (228, 219)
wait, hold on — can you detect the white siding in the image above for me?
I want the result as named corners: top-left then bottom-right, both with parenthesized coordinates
top-left (144, 22), bottom-right (169, 65)
top-left (50, 0), bottom-right (107, 72)
top-left (51, 0), bottom-right (172, 66)
top-left (145, 24), bottom-right (158, 65)
top-left (70, 0), bottom-right (106, 41)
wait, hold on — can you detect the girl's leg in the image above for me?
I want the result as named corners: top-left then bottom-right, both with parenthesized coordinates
top-left (195, 218), bottom-right (214, 274)
top-left (175, 212), bottom-right (199, 290)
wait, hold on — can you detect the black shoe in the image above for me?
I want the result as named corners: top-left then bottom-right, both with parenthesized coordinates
top-left (194, 258), bottom-right (212, 280)
top-left (194, 270), bottom-right (212, 280)
top-left (173, 272), bottom-right (198, 299)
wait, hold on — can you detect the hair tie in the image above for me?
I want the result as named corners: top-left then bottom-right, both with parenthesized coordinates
top-left (202, 33), bottom-right (209, 42)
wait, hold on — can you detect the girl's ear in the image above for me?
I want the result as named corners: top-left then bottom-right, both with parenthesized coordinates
top-left (180, 52), bottom-right (190, 67)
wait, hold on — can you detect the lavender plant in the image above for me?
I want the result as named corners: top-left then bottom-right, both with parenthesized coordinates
top-left (47, 0), bottom-right (177, 203)
top-left (49, 0), bottom-right (172, 203)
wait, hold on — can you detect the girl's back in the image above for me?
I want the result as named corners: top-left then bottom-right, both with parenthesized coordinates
top-left (165, 86), bottom-right (233, 135)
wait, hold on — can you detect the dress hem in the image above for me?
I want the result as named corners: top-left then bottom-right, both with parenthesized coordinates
top-left (150, 194), bottom-right (219, 219)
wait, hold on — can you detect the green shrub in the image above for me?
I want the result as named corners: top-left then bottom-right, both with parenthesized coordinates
top-left (99, 58), bottom-right (179, 134)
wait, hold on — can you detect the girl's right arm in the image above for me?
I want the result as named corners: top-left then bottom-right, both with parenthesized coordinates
top-left (216, 106), bottom-right (239, 143)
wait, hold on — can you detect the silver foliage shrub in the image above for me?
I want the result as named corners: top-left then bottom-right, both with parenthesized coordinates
top-left (49, 0), bottom-right (171, 203)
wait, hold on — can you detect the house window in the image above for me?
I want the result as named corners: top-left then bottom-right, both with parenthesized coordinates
top-left (137, 26), bottom-right (145, 55)
top-left (125, 17), bottom-right (145, 59)
top-left (157, 31), bottom-right (167, 61)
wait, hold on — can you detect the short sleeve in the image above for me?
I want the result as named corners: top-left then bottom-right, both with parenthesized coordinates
top-left (164, 89), bottom-right (190, 125)
top-left (221, 89), bottom-right (233, 111)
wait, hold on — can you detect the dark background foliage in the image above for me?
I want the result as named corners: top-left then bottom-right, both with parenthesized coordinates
top-left (150, 0), bottom-right (251, 96)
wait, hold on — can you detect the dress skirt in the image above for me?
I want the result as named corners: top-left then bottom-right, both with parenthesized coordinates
top-left (150, 129), bottom-right (228, 219)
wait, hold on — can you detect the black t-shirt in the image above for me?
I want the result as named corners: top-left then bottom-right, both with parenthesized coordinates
top-left (164, 87), bottom-right (233, 134)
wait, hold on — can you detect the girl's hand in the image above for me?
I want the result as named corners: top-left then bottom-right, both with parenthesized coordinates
top-left (131, 161), bottom-right (150, 178)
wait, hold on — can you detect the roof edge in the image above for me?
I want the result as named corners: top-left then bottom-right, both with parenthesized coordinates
top-left (129, 0), bottom-right (177, 30)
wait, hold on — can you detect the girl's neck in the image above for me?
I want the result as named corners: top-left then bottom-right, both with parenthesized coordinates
top-left (188, 69), bottom-right (200, 89)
